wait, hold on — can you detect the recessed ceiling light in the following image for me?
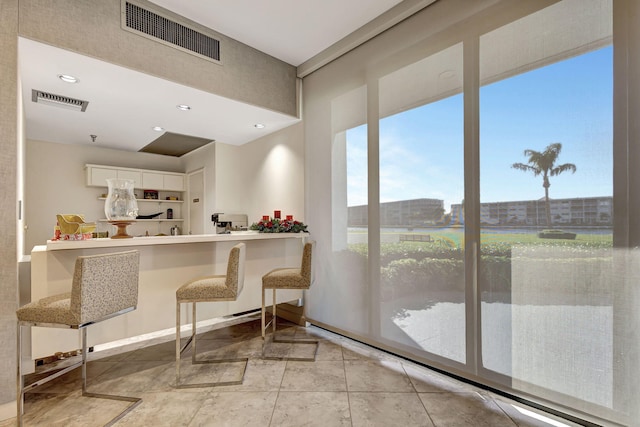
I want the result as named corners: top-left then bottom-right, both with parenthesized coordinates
top-left (254, 123), bottom-right (265, 129)
top-left (152, 126), bottom-right (164, 132)
top-left (176, 104), bottom-right (191, 111)
top-left (58, 74), bottom-right (79, 83)
top-left (438, 70), bottom-right (456, 79)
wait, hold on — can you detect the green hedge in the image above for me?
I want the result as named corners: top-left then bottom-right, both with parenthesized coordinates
top-left (359, 240), bottom-right (612, 299)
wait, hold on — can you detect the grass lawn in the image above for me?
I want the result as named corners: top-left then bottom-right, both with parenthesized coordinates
top-left (378, 227), bottom-right (613, 249)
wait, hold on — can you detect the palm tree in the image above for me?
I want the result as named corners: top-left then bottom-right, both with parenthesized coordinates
top-left (511, 143), bottom-right (576, 227)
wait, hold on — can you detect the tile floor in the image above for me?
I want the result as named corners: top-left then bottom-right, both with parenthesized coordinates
top-left (4, 315), bottom-right (583, 426)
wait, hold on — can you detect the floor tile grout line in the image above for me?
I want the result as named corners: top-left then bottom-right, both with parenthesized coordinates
top-left (341, 345), bottom-right (355, 426)
top-left (403, 363), bottom-right (438, 427)
top-left (267, 355), bottom-right (289, 427)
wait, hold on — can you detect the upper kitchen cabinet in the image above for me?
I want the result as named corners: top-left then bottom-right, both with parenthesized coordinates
top-left (142, 172), bottom-right (185, 191)
top-left (86, 164), bottom-right (184, 191)
top-left (87, 165), bottom-right (142, 188)
top-left (162, 174), bottom-right (185, 192)
top-left (142, 172), bottom-right (163, 190)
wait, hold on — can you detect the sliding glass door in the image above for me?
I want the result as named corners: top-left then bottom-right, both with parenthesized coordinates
top-left (377, 44), bottom-right (466, 364)
top-left (478, 0), bottom-right (615, 418)
top-left (304, 0), bottom-right (637, 424)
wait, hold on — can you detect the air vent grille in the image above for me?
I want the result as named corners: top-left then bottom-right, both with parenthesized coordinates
top-left (31, 89), bottom-right (89, 112)
top-left (123, 1), bottom-right (221, 63)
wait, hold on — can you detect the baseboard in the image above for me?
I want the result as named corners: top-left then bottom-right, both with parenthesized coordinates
top-left (267, 301), bottom-right (306, 326)
top-left (0, 400), bottom-right (15, 422)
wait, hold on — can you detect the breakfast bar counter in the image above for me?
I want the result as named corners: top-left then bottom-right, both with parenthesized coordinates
top-left (28, 232), bottom-right (310, 363)
top-left (44, 231), bottom-right (300, 250)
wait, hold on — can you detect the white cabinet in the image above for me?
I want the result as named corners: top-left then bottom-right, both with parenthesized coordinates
top-left (87, 166), bottom-right (143, 187)
top-left (86, 164), bottom-right (184, 191)
top-left (142, 172), bottom-right (164, 189)
top-left (117, 170), bottom-right (142, 187)
top-left (163, 174), bottom-right (185, 191)
top-left (142, 172), bottom-right (184, 191)
top-left (88, 167), bottom-right (117, 186)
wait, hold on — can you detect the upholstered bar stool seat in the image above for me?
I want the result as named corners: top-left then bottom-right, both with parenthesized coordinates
top-left (175, 243), bottom-right (247, 388)
top-left (261, 240), bottom-right (318, 361)
top-left (16, 250), bottom-right (142, 427)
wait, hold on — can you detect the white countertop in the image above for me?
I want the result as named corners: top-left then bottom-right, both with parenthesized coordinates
top-left (43, 231), bottom-right (308, 251)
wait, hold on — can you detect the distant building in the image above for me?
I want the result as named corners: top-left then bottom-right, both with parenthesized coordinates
top-left (348, 198), bottom-right (444, 227)
top-left (449, 196), bottom-right (612, 226)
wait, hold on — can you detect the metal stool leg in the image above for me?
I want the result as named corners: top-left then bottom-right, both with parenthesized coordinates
top-left (79, 328), bottom-right (142, 427)
top-left (191, 303), bottom-right (197, 364)
top-left (261, 287), bottom-right (266, 357)
top-left (17, 322), bottom-right (23, 427)
top-left (174, 301), bottom-right (248, 389)
top-left (17, 324), bottom-right (141, 427)
top-left (261, 288), bottom-right (319, 362)
top-left (176, 300), bottom-right (182, 386)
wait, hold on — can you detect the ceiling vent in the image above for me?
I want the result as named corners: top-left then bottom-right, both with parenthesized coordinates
top-left (31, 89), bottom-right (89, 112)
top-left (122, 1), bottom-right (221, 64)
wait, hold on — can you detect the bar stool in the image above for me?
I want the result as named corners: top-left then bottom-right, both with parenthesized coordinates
top-left (16, 250), bottom-right (141, 427)
top-left (261, 240), bottom-right (318, 361)
top-left (175, 243), bottom-right (247, 388)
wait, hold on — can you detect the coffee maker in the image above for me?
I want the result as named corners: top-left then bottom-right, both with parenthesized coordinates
top-left (211, 213), bottom-right (248, 234)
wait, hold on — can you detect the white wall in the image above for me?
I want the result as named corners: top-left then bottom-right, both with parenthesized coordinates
top-left (236, 122), bottom-right (305, 224)
top-left (181, 123), bottom-right (305, 231)
top-left (24, 139), bottom-right (182, 254)
top-left (182, 143), bottom-right (217, 234)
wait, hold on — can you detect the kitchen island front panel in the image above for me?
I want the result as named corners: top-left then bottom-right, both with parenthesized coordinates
top-left (29, 234), bottom-right (308, 361)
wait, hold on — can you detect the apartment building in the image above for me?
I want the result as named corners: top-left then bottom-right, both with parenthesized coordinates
top-left (450, 196), bottom-right (613, 226)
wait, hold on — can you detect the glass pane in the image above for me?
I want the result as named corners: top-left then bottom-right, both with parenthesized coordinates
top-left (479, 0), bottom-right (614, 418)
top-left (377, 43), bottom-right (465, 363)
top-left (330, 86), bottom-right (370, 335)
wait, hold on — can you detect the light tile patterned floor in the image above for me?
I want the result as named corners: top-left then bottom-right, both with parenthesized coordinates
top-left (4, 315), bottom-right (583, 427)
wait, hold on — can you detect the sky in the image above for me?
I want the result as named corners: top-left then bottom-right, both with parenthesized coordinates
top-left (346, 45), bottom-right (613, 212)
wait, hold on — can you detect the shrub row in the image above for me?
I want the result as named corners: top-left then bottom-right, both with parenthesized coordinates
top-left (364, 241), bottom-right (612, 298)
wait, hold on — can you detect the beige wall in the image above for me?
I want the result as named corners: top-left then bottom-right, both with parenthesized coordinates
top-left (235, 122), bottom-right (305, 225)
top-left (0, 0), bottom-right (19, 413)
top-left (18, 0), bottom-right (297, 117)
top-left (216, 123), bottom-right (304, 224)
top-left (182, 143), bottom-right (217, 234)
top-left (181, 123), bottom-right (305, 232)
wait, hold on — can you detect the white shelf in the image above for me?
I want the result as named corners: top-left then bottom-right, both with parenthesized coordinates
top-left (96, 181), bottom-right (185, 229)
top-left (98, 197), bottom-right (183, 204)
top-left (97, 218), bottom-right (184, 222)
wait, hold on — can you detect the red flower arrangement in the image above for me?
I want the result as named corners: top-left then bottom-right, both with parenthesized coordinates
top-left (250, 218), bottom-right (308, 233)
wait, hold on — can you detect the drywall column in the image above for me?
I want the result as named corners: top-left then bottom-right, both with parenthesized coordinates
top-left (0, 0), bottom-right (19, 420)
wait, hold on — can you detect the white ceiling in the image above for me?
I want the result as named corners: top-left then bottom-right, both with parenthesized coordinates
top-left (20, 0), bottom-right (404, 155)
top-left (148, 0), bottom-right (405, 67)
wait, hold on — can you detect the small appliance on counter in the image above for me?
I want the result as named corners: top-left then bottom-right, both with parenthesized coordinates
top-left (211, 213), bottom-right (248, 234)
